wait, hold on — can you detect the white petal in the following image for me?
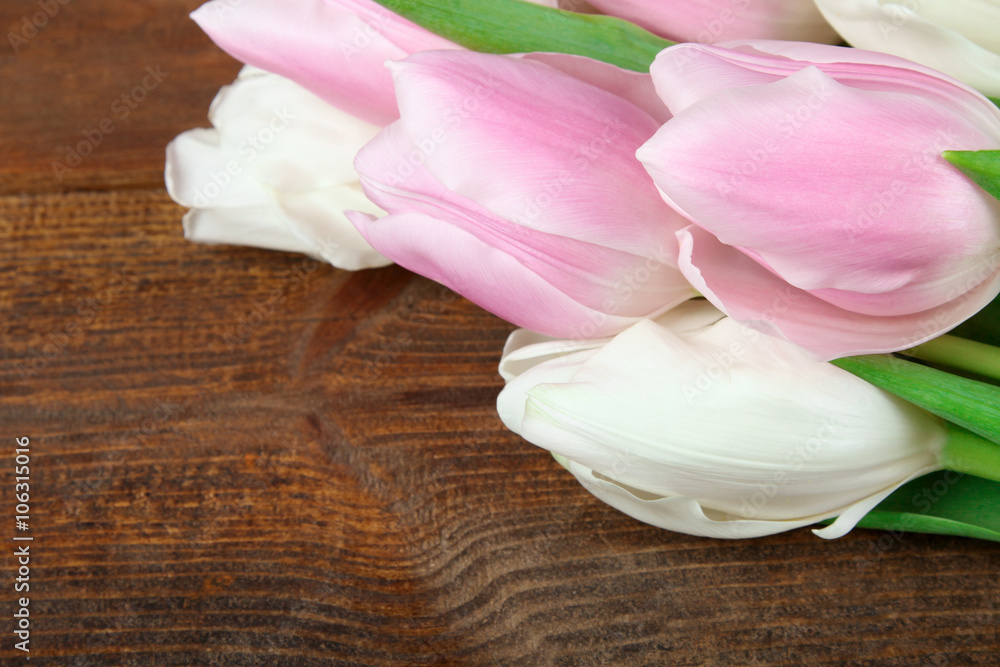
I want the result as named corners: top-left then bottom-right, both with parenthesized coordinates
top-left (274, 186), bottom-right (392, 270)
top-left (208, 70), bottom-right (382, 191)
top-left (182, 206), bottom-right (318, 257)
top-left (814, 0), bottom-right (1000, 96)
top-left (166, 68), bottom-right (391, 270)
top-left (563, 459), bottom-right (831, 539)
top-left (165, 129), bottom-right (270, 209)
top-left (498, 301), bottom-right (946, 524)
top-left (812, 464), bottom-right (940, 539)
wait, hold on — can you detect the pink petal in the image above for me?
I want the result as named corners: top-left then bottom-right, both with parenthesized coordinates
top-left (354, 122), bottom-right (694, 325)
top-left (678, 225), bottom-right (1000, 360)
top-left (349, 210), bottom-right (670, 338)
top-left (191, 0), bottom-right (455, 125)
top-left (651, 41), bottom-right (1000, 120)
top-left (519, 52), bottom-right (670, 124)
top-left (585, 0), bottom-right (838, 44)
top-left (387, 50), bottom-right (686, 260)
top-left (640, 65), bottom-right (1000, 315)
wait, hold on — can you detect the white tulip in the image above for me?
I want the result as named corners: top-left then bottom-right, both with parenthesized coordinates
top-left (497, 300), bottom-right (946, 539)
top-left (813, 0), bottom-right (1000, 97)
top-left (165, 66), bottom-right (391, 270)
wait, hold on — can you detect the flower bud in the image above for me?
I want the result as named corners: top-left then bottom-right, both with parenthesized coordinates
top-left (637, 41), bottom-right (1000, 360)
top-left (349, 50), bottom-right (695, 338)
top-left (497, 300), bottom-right (946, 539)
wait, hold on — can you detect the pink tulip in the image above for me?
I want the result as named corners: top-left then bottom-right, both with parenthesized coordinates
top-left (637, 41), bottom-right (1000, 360)
top-left (348, 50), bottom-right (696, 338)
top-left (190, 0), bottom-right (458, 126)
top-left (584, 0), bottom-right (838, 44)
top-left (190, 0), bottom-right (559, 125)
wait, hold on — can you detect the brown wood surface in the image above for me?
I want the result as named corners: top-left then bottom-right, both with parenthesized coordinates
top-left (1, 1), bottom-right (998, 665)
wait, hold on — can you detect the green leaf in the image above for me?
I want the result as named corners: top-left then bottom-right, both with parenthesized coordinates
top-left (846, 471), bottom-right (1000, 544)
top-left (832, 354), bottom-right (1000, 445)
top-left (989, 95), bottom-right (1000, 110)
top-left (943, 149), bottom-right (1000, 202)
top-left (371, 0), bottom-right (672, 72)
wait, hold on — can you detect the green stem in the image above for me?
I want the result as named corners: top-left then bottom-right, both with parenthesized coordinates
top-left (902, 334), bottom-right (1000, 383)
top-left (941, 424), bottom-right (1000, 484)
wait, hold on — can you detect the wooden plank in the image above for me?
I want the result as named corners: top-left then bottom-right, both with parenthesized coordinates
top-left (0, 0), bottom-right (241, 195)
top-left (2, 0), bottom-right (999, 663)
top-left (3, 185), bottom-right (999, 666)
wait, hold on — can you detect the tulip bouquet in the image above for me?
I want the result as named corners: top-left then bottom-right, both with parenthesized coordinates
top-left (167, 0), bottom-right (1000, 543)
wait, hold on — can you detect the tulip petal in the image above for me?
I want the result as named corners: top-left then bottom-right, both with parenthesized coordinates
top-left (191, 0), bottom-right (455, 125)
top-left (813, 0), bottom-right (1000, 97)
top-left (274, 187), bottom-right (391, 270)
top-left (165, 127), bottom-right (271, 209)
top-left (812, 465), bottom-right (940, 539)
top-left (563, 457), bottom-right (827, 539)
top-left (563, 458), bottom-right (941, 539)
top-left (498, 298), bottom-right (724, 382)
top-left (499, 331), bottom-right (605, 385)
top-left (650, 41), bottom-right (1000, 118)
top-left (165, 66), bottom-right (391, 270)
top-left (498, 301), bottom-right (948, 538)
top-left (677, 225), bottom-right (1000, 359)
top-left (351, 209), bottom-right (669, 337)
top-left (387, 50), bottom-right (685, 259)
top-left (181, 206), bottom-right (318, 257)
top-left (640, 66), bottom-right (1000, 316)
top-left (207, 67), bottom-right (383, 191)
top-left (519, 52), bottom-right (670, 124)
top-left (503, 309), bottom-right (944, 518)
top-left (354, 116), bottom-right (696, 330)
top-left (584, 0), bottom-right (838, 45)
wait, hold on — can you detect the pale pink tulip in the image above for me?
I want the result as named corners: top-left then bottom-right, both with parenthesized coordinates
top-left (190, 0), bottom-right (457, 126)
top-left (190, 0), bottom-right (557, 125)
top-left (584, 0), bottom-right (838, 44)
top-left (637, 41), bottom-right (1000, 360)
top-left (349, 50), bottom-right (696, 339)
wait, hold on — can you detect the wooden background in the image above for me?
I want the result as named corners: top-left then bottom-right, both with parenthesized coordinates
top-left (1, 1), bottom-right (997, 664)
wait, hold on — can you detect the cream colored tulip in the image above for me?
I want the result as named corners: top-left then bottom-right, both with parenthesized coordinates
top-left (497, 301), bottom-right (946, 539)
top-left (165, 66), bottom-right (390, 270)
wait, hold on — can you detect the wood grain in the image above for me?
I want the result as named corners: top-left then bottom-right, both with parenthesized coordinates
top-left (2, 1), bottom-right (998, 665)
